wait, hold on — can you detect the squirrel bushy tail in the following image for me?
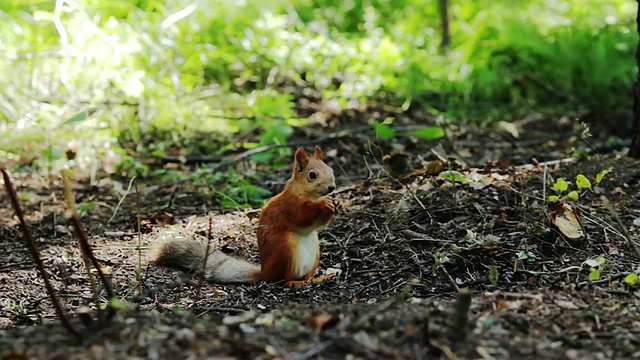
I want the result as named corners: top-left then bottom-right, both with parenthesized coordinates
top-left (152, 239), bottom-right (261, 283)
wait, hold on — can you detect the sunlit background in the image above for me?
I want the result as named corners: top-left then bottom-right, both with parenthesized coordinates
top-left (0, 0), bottom-right (636, 179)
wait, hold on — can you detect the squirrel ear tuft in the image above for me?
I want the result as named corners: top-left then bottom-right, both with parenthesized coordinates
top-left (295, 147), bottom-right (310, 173)
top-left (314, 145), bottom-right (323, 160)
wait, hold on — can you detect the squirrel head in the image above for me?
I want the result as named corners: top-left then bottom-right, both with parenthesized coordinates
top-left (291, 146), bottom-right (336, 201)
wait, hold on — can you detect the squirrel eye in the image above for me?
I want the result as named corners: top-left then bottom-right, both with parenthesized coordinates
top-left (308, 171), bottom-right (317, 180)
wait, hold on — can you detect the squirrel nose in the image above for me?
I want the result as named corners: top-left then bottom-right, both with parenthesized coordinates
top-left (328, 185), bottom-right (335, 193)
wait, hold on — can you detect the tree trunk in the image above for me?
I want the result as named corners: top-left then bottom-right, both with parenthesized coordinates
top-left (630, 0), bottom-right (640, 157)
top-left (439, 0), bottom-right (450, 53)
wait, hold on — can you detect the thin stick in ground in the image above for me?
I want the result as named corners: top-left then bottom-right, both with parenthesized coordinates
top-left (134, 177), bottom-right (143, 296)
top-left (601, 195), bottom-right (640, 260)
top-left (61, 170), bottom-right (117, 323)
top-left (1, 168), bottom-right (80, 339)
top-left (197, 214), bottom-right (219, 297)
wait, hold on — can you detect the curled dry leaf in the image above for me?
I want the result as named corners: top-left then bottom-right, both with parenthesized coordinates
top-left (149, 212), bottom-right (176, 226)
top-left (245, 209), bottom-right (261, 220)
top-left (549, 203), bottom-right (584, 240)
top-left (134, 212), bottom-right (176, 233)
top-left (613, 187), bottom-right (626, 195)
top-left (420, 159), bottom-right (445, 176)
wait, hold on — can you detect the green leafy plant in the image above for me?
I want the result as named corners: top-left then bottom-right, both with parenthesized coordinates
top-left (595, 169), bottom-right (610, 184)
top-left (583, 257), bottom-right (606, 282)
top-left (411, 126), bottom-right (446, 140)
top-left (431, 250), bottom-right (450, 275)
top-left (374, 120), bottom-right (396, 140)
top-left (402, 278), bottom-right (420, 300)
top-left (18, 192), bottom-right (33, 202)
top-left (115, 153), bottom-right (151, 179)
top-left (204, 167), bottom-right (272, 209)
top-left (374, 119), bottom-right (445, 141)
top-left (589, 268), bottom-right (602, 281)
top-left (516, 250), bottom-right (536, 263)
top-left (548, 169), bottom-right (610, 202)
top-left (489, 265), bottom-right (499, 286)
top-left (1, 0), bottom-right (635, 176)
top-left (476, 316), bottom-right (495, 329)
top-left (624, 273), bottom-right (639, 286)
top-left (440, 171), bottom-right (468, 184)
top-left (108, 297), bottom-right (128, 310)
top-left (77, 202), bottom-right (97, 217)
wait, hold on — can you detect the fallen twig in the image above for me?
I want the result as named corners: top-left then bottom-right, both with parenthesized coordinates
top-left (516, 157), bottom-right (576, 171)
top-left (0, 261), bottom-right (35, 272)
top-left (402, 229), bottom-right (452, 243)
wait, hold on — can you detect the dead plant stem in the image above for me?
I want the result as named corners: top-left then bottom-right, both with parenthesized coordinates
top-left (601, 196), bottom-right (640, 259)
top-left (1, 169), bottom-right (80, 339)
top-left (61, 170), bottom-right (116, 323)
top-left (135, 178), bottom-right (142, 296)
top-left (108, 176), bottom-right (136, 223)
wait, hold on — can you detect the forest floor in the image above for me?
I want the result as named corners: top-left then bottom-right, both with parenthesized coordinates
top-left (1, 109), bottom-right (640, 359)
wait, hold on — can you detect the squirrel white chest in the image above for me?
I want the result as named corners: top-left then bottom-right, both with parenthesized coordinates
top-left (293, 230), bottom-right (319, 279)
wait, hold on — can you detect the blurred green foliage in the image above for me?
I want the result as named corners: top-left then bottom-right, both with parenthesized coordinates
top-left (0, 0), bottom-right (636, 176)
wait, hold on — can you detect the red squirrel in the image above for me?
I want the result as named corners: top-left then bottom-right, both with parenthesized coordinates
top-left (152, 146), bottom-right (340, 287)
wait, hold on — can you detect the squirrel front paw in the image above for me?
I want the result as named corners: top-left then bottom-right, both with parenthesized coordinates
top-left (331, 197), bottom-right (343, 213)
top-left (285, 280), bottom-right (309, 288)
top-left (322, 196), bottom-right (336, 213)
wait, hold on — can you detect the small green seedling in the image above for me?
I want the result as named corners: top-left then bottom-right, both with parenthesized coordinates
top-left (595, 169), bottom-right (610, 184)
top-left (201, 167), bottom-right (272, 209)
top-left (439, 170), bottom-right (467, 184)
top-left (476, 316), bottom-right (495, 328)
top-left (402, 278), bottom-right (420, 300)
top-left (489, 265), bottom-right (499, 286)
top-left (411, 126), bottom-right (446, 140)
top-left (547, 169), bottom-right (610, 203)
top-left (77, 201), bottom-right (96, 217)
top-left (373, 118), bottom-right (444, 141)
top-left (18, 192), bottom-right (33, 202)
top-left (624, 273), bottom-right (638, 286)
top-left (517, 250), bottom-right (536, 263)
top-left (575, 174), bottom-right (591, 191)
top-left (431, 250), bottom-right (450, 274)
top-left (108, 297), bottom-right (128, 310)
top-left (374, 119), bottom-right (396, 139)
top-left (583, 257), bottom-right (606, 281)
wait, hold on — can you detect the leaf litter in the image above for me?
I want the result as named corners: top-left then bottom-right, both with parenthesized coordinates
top-left (1, 121), bottom-right (640, 359)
